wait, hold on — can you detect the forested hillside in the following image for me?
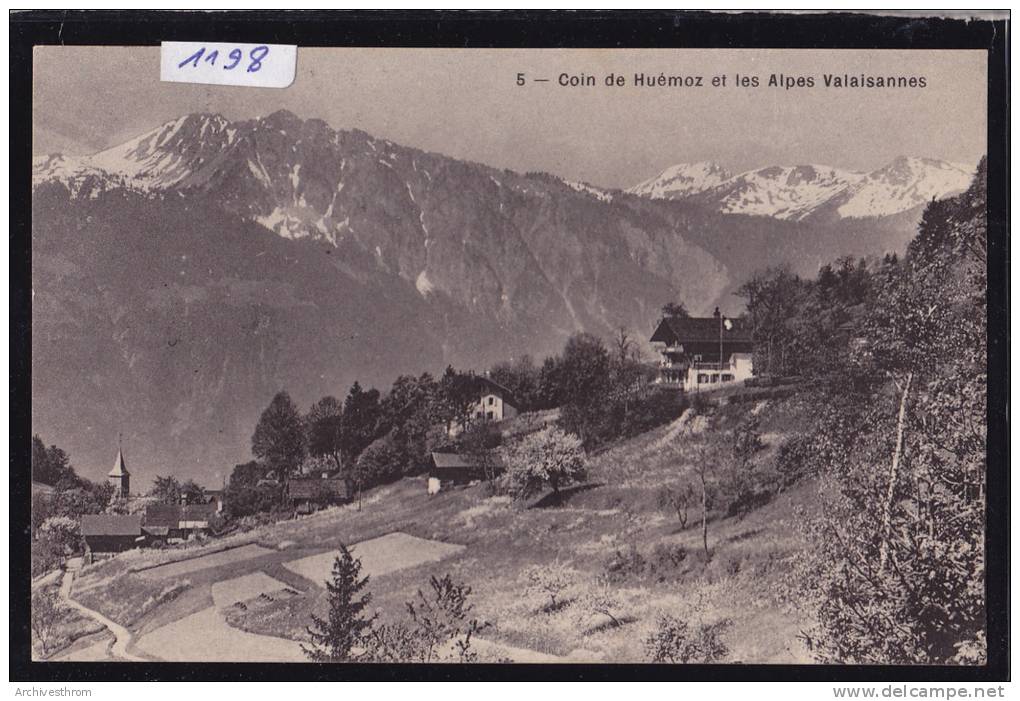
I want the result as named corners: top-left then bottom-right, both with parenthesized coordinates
top-left (738, 159), bottom-right (988, 663)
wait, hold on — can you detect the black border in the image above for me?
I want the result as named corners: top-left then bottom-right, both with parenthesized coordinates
top-left (10, 9), bottom-right (1009, 683)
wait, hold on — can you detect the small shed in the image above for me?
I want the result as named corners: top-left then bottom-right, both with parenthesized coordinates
top-left (81, 514), bottom-right (144, 557)
top-left (428, 452), bottom-right (502, 495)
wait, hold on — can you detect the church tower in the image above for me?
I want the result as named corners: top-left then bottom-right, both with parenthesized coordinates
top-left (108, 436), bottom-right (130, 498)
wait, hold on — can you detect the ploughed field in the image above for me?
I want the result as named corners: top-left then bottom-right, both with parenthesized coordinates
top-left (70, 394), bottom-right (820, 663)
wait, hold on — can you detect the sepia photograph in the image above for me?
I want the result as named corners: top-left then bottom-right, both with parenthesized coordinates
top-left (13, 10), bottom-right (1007, 682)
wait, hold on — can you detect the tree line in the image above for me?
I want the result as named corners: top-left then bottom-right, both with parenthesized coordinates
top-left (227, 325), bottom-right (687, 518)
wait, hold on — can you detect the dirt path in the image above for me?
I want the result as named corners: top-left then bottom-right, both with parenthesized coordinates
top-left (59, 570), bottom-right (144, 662)
top-left (135, 606), bottom-right (306, 662)
top-left (134, 571), bottom-right (305, 662)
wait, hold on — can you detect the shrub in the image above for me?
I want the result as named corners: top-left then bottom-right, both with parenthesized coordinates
top-left (226, 483), bottom-right (282, 519)
top-left (31, 589), bottom-right (61, 657)
top-left (31, 535), bottom-right (64, 578)
top-left (604, 545), bottom-right (647, 583)
top-left (644, 613), bottom-right (731, 663)
top-left (650, 543), bottom-right (688, 578)
top-left (38, 516), bottom-right (82, 556)
top-left (503, 427), bottom-right (587, 503)
top-left (658, 484), bottom-right (695, 529)
top-left (775, 434), bottom-right (814, 487)
top-left (575, 576), bottom-right (625, 631)
top-left (365, 574), bottom-right (489, 663)
top-left (522, 562), bottom-right (578, 612)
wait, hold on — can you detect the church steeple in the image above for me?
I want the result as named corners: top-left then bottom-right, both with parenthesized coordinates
top-left (108, 434), bottom-right (131, 498)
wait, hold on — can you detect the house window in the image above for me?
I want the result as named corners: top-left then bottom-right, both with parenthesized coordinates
top-left (721, 374), bottom-right (734, 382)
top-left (697, 373), bottom-right (708, 384)
top-left (488, 396), bottom-right (494, 406)
top-left (487, 411), bottom-right (494, 420)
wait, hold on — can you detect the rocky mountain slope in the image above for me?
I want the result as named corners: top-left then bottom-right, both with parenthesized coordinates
top-left (31, 110), bottom-right (973, 484)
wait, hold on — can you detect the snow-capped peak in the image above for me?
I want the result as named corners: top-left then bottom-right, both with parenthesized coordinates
top-left (836, 157), bottom-right (975, 218)
top-left (627, 161), bottom-right (731, 199)
top-left (628, 157), bottom-right (976, 221)
top-left (87, 113), bottom-right (236, 188)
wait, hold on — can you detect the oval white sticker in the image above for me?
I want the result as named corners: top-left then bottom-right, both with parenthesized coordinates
top-left (160, 41), bottom-right (296, 88)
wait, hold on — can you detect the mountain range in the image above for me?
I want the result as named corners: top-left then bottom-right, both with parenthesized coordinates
top-left (627, 157), bottom-right (975, 221)
top-left (31, 110), bottom-right (976, 485)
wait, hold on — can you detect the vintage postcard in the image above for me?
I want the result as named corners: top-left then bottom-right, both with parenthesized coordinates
top-left (19, 12), bottom-right (1005, 679)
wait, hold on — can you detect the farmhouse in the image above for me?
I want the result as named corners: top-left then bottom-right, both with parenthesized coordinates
top-left (81, 514), bottom-right (144, 560)
top-left (474, 376), bottom-right (518, 422)
top-left (650, 308), bottom-right (754, 391)
top-left (428, 451), bottom-right (502, 495)
top-left (287, 477), bottom-right (349, 514)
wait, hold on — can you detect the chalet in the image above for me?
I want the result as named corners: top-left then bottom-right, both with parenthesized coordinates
top-left (81, 514), bottom-right (144, 560)
top-left (142, 503), bottom-right (217, 543)
top-left (287, 477), bottom-right (349, 514)
top-left (428, 451), bottom-right (503, 495)
top-left (650, 308), bottom-right (754, 392)
top-left (474, 376), bottom-right (519, 423)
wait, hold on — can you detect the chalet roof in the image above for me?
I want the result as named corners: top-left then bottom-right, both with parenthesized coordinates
top-left (143, 503), bottom-right (216, 528)
top-left (81, 514), bottom-right (142, 537)
top-left (289, 478), bottom-right (348, 500)
top-left (143, 504), bottom-right (182, 529)
top-left (108, 449), bottom-right (130, 478)
top-left (476, 376), bottom-right (517, 407)
top-left (650, 315), bottom-right (753, 345)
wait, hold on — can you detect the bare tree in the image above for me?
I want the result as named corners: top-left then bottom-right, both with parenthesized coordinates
top-left (31, 590), bottom-right (59, 657)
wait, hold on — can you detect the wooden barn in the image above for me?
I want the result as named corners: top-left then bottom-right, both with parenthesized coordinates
top-left (81, 514), bottom-right (144, 560)
top-left (142, 503), bottom-right (217, 543)
top-left (428, 452), bottom-right (503, 495)
top-left (287, 477), bottom-right (349, 514)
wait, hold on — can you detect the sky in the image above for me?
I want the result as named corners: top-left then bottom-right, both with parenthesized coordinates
top-left (34, 47), bottom-right (987, 189)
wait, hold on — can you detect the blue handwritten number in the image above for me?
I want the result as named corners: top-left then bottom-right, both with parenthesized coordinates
top-left (224, 49), bottom-right (242, 71)
top-left (247, 46), bottom-right (269, 73)
top-left (178, 47), bottom-right (204, 69)
top-left (204, 50), bottom-right (219, 65)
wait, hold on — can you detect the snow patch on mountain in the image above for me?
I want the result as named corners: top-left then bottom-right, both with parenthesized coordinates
top-left (564, 180), bottom-right (614, 202)
top-left (716, 165), bottom-right (862, 220)
top-left (415, 270), bottom-right (435, 296)
top-left (629, 157), bottom-right (975, 221)
top-left (627, 162), bottom-right (731, 199)
top-left (837, 157), bottom-right (974, 218)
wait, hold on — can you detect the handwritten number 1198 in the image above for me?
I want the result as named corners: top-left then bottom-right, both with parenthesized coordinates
top-left (178, 45), bottom-right (269, 73)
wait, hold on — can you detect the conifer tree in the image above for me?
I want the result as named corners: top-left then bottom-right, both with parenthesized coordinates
top-left (302, 544), bottom-right (376, 661)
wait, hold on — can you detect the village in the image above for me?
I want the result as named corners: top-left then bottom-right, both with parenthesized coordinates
top-left (49, 308), bottom-right (753, 562)
top-left (32, 308), bottom-right (796, 663)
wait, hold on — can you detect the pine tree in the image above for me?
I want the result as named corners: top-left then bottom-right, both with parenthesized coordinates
top-left (302, 544), bottom-right (376, 661)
